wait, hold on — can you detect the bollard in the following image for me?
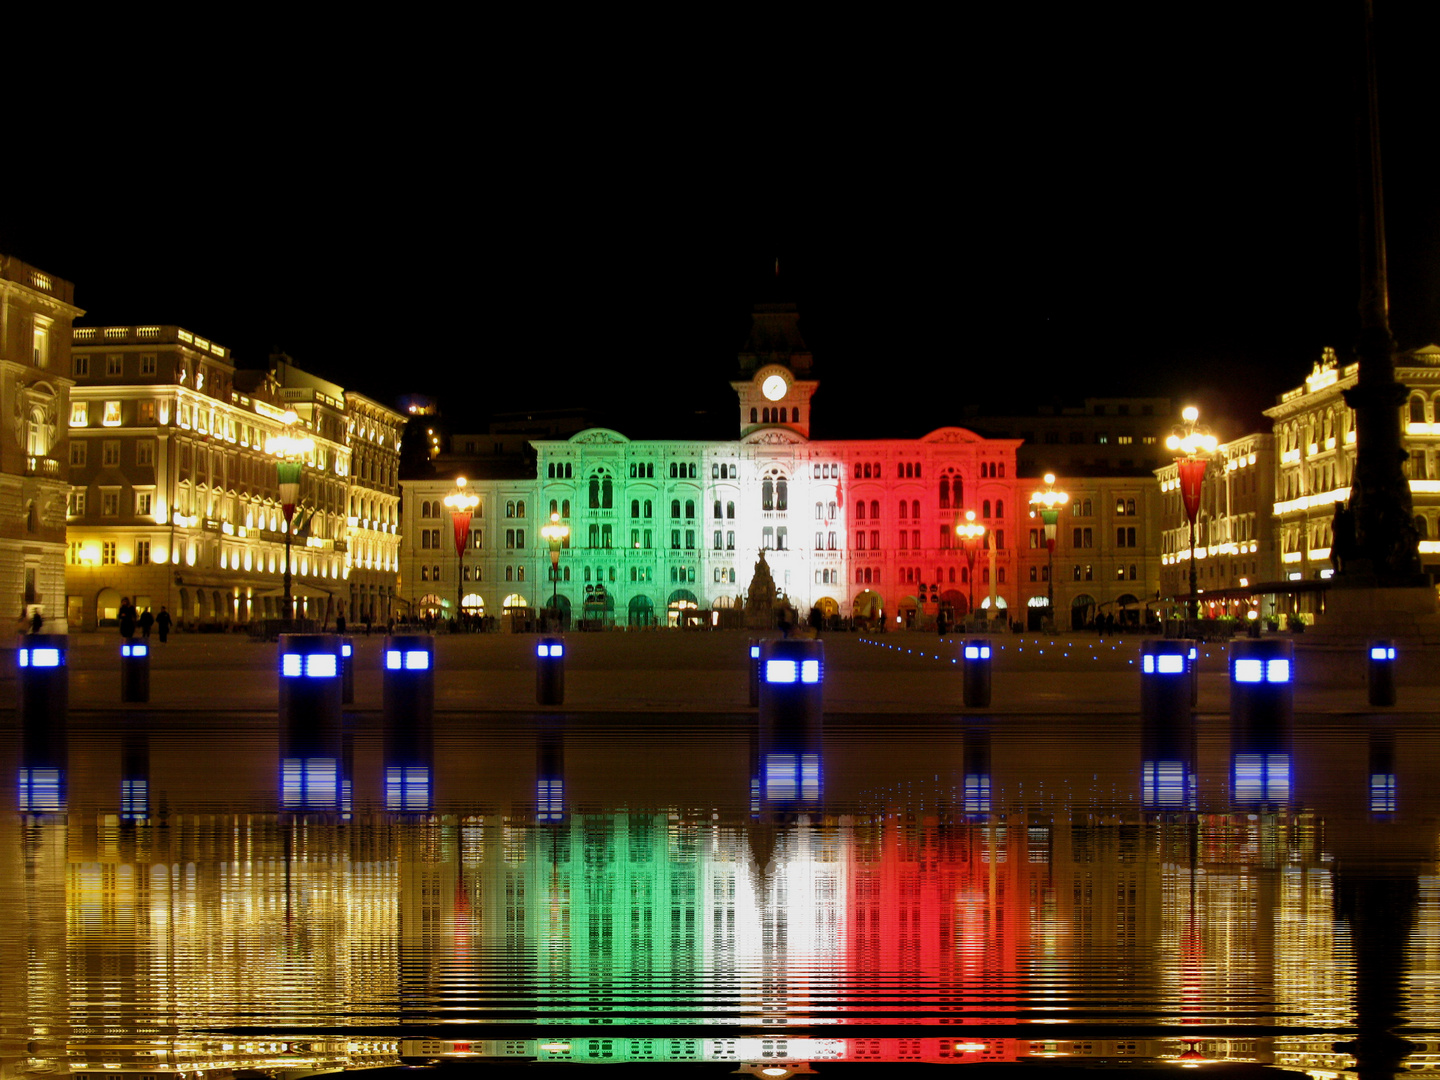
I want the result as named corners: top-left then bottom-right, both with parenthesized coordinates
top-left (1140, 639), bottom-right (1193, 725)
top-left (961, 638), bottom-right (993, 708)
top-left (536, 636), bottom-right (565, 705)
top-left (758, 639), bottom-right (824, 809)
top-left (748, 639), bottom-right (763, 708)
top-left (18, 634), bottom-right (67, 813)
top-left (341, 637), bottom-right (355, 704)
top-left (1368, 639), bottom-right (1396, 707)
top-left (120, 641), bottom-right (150, 703)
top-left (382, 634), bottom-right (435, 812)
top-left (278, 633), bottom-right (344, 811)
top-left (1230, 637), bottom-right (1294, 808)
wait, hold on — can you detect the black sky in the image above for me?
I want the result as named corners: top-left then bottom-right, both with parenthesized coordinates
top-left (5, 4), bottom-right (1437, 444)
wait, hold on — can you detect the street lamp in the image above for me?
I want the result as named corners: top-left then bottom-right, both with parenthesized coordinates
top-left (955, 509), bottom-right (987, 623)
top-left (540, 512), bottom-right (570, 629)
top-left (1028, 473), bottom-right (1069, 629)
top-left (264, 410), bottom-right (314, 625)
top-left (1166, 406), bottom-right (1219, 622)
top-left (443, 476), bottom-right (479, 625)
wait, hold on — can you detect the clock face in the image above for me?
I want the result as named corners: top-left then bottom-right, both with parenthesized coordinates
top-left (762, 374), bottom-right (787, 401)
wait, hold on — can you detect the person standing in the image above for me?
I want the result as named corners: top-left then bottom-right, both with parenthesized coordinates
top-left (118, 597), bottom-right (138, 640)
top-left (139, 608), bottom-right (154, 639)
top-left (156, 606), bottom-right (172, 644)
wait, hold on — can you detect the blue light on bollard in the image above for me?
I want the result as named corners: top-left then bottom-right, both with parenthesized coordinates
top-left (383, 649), bottom-right (432, 670)
top-left (1140, 639), bottom-right (1194, 726)
top-left (121, 643), bottom-right (147, 658)
top-left (961, 638), bottom-right (993, 707)
top-left (1368, 638), bottom-right (1397, 706)
top-left (342, 643), bottom-right (352, 657)
top-left (1371, 645), bottom-right (1396, 660)
top-left (1143, 653), bottom-right (1186, 674)
top-left (277, 634), bottom-right (344, 811)
top-left (758, 639), bottom-right (824, 803)
top-left (537, 636), bottom-right (566, 704)
top-left (537, 643), bottom-right (565, 658)
top-left (964, 645), bottom-right (991, 660)
top-left (19, 648), bottom-right (62, 668)
top-left (283, 652), bottom-right (339, 678)
top-left (750, 645), bottom-right (761, 658)
top-left (765, 658), bottom-right (821, 684)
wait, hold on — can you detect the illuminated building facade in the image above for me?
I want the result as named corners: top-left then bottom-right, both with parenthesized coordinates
top-left (1155, 430), bottom-right (1278, 616)
top-left (0, 256), bottom-right (81, 625)
top-left (967, 396), bottom-right (1175, 477)
top-left (64, 328), bottom-right (403, 628)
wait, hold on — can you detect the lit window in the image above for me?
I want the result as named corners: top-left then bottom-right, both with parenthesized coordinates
top-left (102, 401), bottom-right (122, 426)
top-left (70, 402), bottom-right (88, 427)
top-left (33, 320), bottom-right (51, 367)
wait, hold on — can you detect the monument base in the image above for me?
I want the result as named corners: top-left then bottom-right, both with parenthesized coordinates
top-left (1296, 585), bottom-right (1440, 687)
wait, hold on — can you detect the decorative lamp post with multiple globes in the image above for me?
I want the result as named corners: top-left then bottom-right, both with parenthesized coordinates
top-left (955, 510), bottom-right (987, 623)
top-left (1166, 406), bottom-right (1219, 622)
top-left (1028, 473), bottom-right (1069, 629)
top-left (264, 410), bottom-right (315, 625)
top-left (443, 477), bottom-right (479, 623)
top-left (540, 512), bottom-right (570, 628)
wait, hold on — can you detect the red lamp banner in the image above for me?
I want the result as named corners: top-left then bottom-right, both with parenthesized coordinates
top-left (1177, 458), bottom-right (1208, 522)
top-left (451, 511), bottom-right (473, 558)
top-left (276, 460), bottom-right (302, 521)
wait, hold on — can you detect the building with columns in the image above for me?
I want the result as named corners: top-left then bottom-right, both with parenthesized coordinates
top-left (0, 255), bottom-right (82, 627)
top-left (398, 303), bottom-right (1160, 630)
top-left (64, 328), bottom-right (403, 629)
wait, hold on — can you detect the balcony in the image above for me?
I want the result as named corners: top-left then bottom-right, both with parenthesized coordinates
top-left (24, 457), bottom-right (60, 478)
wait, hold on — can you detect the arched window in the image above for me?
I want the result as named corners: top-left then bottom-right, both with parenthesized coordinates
top-left (899, 501), bottom-right (908, 520)
top-left (828, 502), bottom-right (837, 517)
top-left (854, 464), bottom-right (862, 479)
top-left (602, 477), bottom-right (613, 508)
top-left (983, 499), bottom-right (992, 518)
top-left (631, 499), bottom-right (640, 518)
top-left (870, 500), bottom-right (879, 518)
top-left (762, 407), bottom-right (770, 423)
top-left (857, 502), bottom-right (867, 521)
top-left (952, 478), bottom-right (963, 506)
top-left (1126, 498), bottom-right (1135, 515)
top-left (939, 479), bottom-right (950, 508)
top-left (1416, 515), bottom-right (1429, 539)
top-left (762, 479), bottom-right (773, 511)
top-left (911, 499), bottom-right (920, 519)
top-left (726, 501), bottom-right (734, 518)
top-left (750, 408), bottom-right (757, 423)
top-left (856, 568), bottom-right (864, 584)
top-left (670, 499), bottom-right (681, 518)
top-left (995, 499), bottom-right (1003, 518)
top-left (715, 499), bottom-right (723, 519)
top-left (421, 502), bottom-right (432, 519)
top-left (643, 499), bottom-right (653, 518)
top-left (516, 500), bottom-right (525, 518)
top-left (815, 501), bottom-right (824, 519)
top-left (685, 499), bottom-right (694, 519)
top-left (549, 499), bottom-right (558, 516)
top-left (793, 407), bottom-right (801, 423)
top-left (776, 479), bottom-right (788, 511)
top-left (863, 464), bottom-right (872, 479)
top-left (1411, 396), bottom-right (1426, 424)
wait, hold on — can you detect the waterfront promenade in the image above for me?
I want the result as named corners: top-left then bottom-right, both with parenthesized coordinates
top-left (3, 628), bottom-right (1436, 716)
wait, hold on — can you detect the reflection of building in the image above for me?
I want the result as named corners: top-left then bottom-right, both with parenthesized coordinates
top-left (64, 328), bottom-right (403, 628)
top-left (0, 255), bottom-right (81, 625)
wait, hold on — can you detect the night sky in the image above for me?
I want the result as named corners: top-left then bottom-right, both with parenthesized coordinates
top-left (5, 4), bottom-right (1437, 444)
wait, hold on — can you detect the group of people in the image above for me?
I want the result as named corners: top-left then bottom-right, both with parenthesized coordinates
top-left (116, 598), bottom-right (171, 642)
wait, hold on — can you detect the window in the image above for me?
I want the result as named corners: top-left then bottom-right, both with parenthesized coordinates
top-left (685, 529), bottom-right (695, 549)
top-left (776, 527), bottom-right (787, 550)
top-left (715, 530), bottom-right (723, 549)
top-left (102, 401), bottom-right (122, 426)
top-left (671, 529), bottom-right (681, 549)
top-left (138, 400), bottom-right (156, 424)
top-left (140, 353), bottom-right (157, 376)
top-left (136, 539), bottom-right (151, 565)
top-left (516, 500), bottom-right (525, 518)
top-left (899, 501), bottom-right (908, 520)
top-left (983, 500), bottom-right (991, 518)
top-left (72, 354), bottom-right (89, 377)
top-left (995, 530), bottom-right (1004, 549)
top-left (136, 441), bottom-right (154, 466)
top-left (671, 499), bottom-right (681, 519)
top-left (776, 479), bottom-right (788, 511)
top-left (856, 502), bottom-right (867, 521)
top-left (726, 500), bottom-right (735, 519)
top-left (870, 529), bottom-right (879, 549)
top-left (102, 541), bottom-right (117, 565)
top-left (68, 490), bottom-right (86, 517)
top-left (685, 499), bottom-right (694, 519)
top-left (715, 499), bottom-right (723, 519)
top-left (136, 492), bottom-right (152, 516)
top-left (102, 441), bottom-right (120, 466)
top-left (506, 501), bottom-right (515, 518)
top-left (106, 354), bottom-right (123, 376)
top-left (70, 403), bottom-right (88, 427)
top-left (101, 491), bottom-right (120, 516)
top-left (762, 526), bottom-right (774, 549)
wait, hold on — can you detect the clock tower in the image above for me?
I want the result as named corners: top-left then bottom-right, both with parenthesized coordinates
top-left (732, 300), bottom-right (818, 439)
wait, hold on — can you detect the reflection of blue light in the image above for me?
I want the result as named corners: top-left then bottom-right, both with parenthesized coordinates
top-left (766, 659), bottom-right (797, 683)
top-left (405, 650), bottom-right (430, 669)
top-left (385, 765), bottom-right (432, 811)
top-left (120, 778), bottom-right (148, 820)
top-left (21, 648), bottom-right (61, 669)
top-left (18, 768), bottom-right (62, 812)
top-left (1143, 760), bottom-right (1189, 807)
top-left (1234, 658), bottom-right (1263, 683)
top-left (1370, 772), bottom-right (1396, 812)
top-left (342, 643), bottom-right (352, 657)
top-left (763, 752), bottom-right (821, 802)
top-left (1370, 646), bottom-right (1396, 661)
top-left (963, 774), bottom-right (991, 814)
top-left (750, 645), bottom-right (760, 658)
top-left (121, 643), bottom-right (148, 658)
top-left (537, 778), bottom-right (565, 821)
top-left (964, 646), bottom-right (991, 660)
top-left (1234, 752), bottom-right (1291, 803)
top-left (281, 757), bottom-right (339, 808)
top-left (537, 643), bottom-right (564, 658)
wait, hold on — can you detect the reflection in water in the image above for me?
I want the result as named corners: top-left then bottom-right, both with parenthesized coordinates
top-left (5, 711), bottom-right (1440, 1073)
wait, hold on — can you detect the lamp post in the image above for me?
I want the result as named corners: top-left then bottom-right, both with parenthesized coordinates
top-left (1028, 473), bottom-right (1069, 630)
top-left (265, 411), bottom-right (314, 626)
top-left (540, 512), bottom-right (570, 629)
top-left (955, 509), bottom-right (987, 623)
top-left (1166, 406), bottom-right (1218, 623)
top-left (443, 476), bottom-right (478, 625)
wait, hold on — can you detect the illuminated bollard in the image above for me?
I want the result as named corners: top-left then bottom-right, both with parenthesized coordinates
top-left (1368, 639), bottom-right (1397, 707)
top-left (536, 636), bottom-right (565, 705)
top-left (278, 634), bottom-right (344, 811)
top-left (382, 635), bottom-right (434, 729)
top-left (961, 638), bottom-right (993, 708)
top-left (1140, 639), bottom-right (1192, 725)
top-left (120, 641), bottom-right (150, 703)
top-left (748, 639), bottom-right (762, 708)
top-left (341, 637), bottom-right (355, 704)
top-left (18, 635), bottom-right (67, 731)
top-left (759, 639), bottom-right (823, 748)
top-left (1229, 637), bottom-right (1294, 732)
top-left (18, 635), bottom-right (67, 813)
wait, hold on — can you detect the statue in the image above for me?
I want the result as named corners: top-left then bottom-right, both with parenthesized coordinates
top-left (744, 549), bottom-right (778, 629)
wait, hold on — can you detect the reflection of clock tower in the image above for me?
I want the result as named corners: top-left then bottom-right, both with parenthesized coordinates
top-left (732, 300), bottom-right (818, 439)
